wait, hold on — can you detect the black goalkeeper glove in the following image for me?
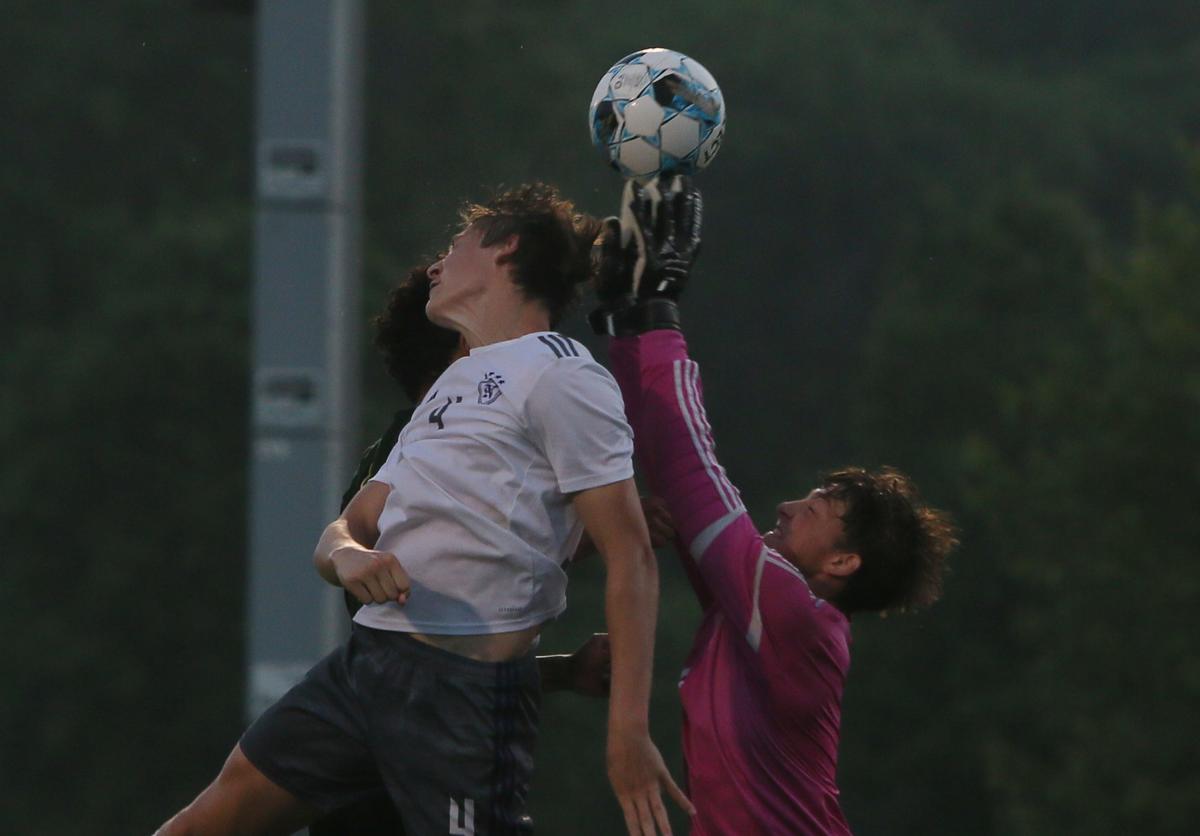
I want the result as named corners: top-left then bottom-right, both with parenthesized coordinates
top-left (589, 174), bottom-right (703, 336)
top-left (630, 173), bottom-right (703, 299)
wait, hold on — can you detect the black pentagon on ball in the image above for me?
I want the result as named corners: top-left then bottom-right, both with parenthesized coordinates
top-left (593, 99), bottom-right (620, 143)
top-left (652, 72), bottom-right (720, 117)
top-left (651, 74), bottom-right (682, 106)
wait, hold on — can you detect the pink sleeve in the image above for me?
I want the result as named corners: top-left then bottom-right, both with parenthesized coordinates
top-left (609, 331), bottom-right (846, 658)
top-left (609, 335), bottom-right (713, 609)
top-left (609, 331), bottom-right (758, 627)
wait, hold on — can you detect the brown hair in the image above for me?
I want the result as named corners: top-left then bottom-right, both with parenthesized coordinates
top-left (372, 266), bottom-right (461, 402)
top-left (460, 182), bottom-right (602, 325)
top-left (821, 466), bottom-right (958, 614)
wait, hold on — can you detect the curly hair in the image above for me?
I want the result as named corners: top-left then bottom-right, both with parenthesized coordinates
top-left (820, 466), bottom-right (958, 615)
top-left (459, 182), bottom-right (602, 325)
top-left (372, 265), bottom-right (462, 402)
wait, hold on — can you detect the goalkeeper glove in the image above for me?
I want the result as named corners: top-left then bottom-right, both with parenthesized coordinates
top-left (589, 174), bottom-right (702, 336)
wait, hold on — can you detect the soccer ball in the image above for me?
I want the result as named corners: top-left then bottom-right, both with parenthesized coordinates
top-left (588, 48), bottom-right (726, 181)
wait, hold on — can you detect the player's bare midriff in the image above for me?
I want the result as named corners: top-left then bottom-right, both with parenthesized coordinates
top-left (408, 622), bottom-right (543, 662)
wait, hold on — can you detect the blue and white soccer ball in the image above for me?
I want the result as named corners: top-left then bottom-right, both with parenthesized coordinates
top-left (588, 48), bottom-right (726, 181)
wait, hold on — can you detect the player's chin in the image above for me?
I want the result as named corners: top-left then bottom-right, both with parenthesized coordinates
top-left (425, 297), bottom-right (452, 327)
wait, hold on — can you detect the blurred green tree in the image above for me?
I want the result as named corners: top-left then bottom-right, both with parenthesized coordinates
top-left (978, 165), bottom-right (1200, 835)
top-left (0, 2), bottom-right (253, 832)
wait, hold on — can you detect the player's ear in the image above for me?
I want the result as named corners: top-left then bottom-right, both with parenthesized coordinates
top-left (825, 551), bottom-right (861, 578)
top-left (492, 233), bottom-right (520, 264)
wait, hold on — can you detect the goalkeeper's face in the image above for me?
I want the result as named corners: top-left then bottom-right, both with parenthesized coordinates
top-left (763, 489), bottom-right (860, 583)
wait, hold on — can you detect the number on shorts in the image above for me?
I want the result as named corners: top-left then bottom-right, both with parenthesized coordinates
top-left (449, 797), bottom-right (475, 835)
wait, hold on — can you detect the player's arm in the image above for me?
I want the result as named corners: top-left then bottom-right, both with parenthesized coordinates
top-left (596, 177), bottom-right (764, 623)
top-left (572, 496), bottom-right (677, 562)
top-left (524, 353), bottom-right (691, 832)
top-left (607, 333), bottom-right (720, 612)
top-left (313, 480), bottom-right (411, 605)
top-left (574, 479), bottom-right (694, 835)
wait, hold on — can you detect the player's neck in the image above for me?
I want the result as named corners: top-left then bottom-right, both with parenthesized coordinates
top-left (808, 573), bottom-right (849, 612)
top-left (457, 299), bottom-right (552, 350)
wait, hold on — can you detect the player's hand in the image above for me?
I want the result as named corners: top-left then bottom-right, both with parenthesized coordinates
top-left (608, 728), bottom-right (694, 835)
top-left (588, 212), bottom-right (638, 335)
top-left (330, 546), bottom-right (411, 605)
top-left (625, 174), bottom-right (702, 300)
top-left (589, 175), bottom-right (702, 336)
top-left (594, 212), bottom-right (639, 305)
top-left (640, 496), bottom-right (676, 548)
top-left (567, 633), bottom-right (612, 697)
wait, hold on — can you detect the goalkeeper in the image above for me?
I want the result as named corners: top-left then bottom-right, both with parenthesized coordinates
top-left (591, 177), bottom-right (959, 835)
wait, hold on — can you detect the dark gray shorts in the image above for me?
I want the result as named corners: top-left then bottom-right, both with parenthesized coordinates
top-left (241, 623), bottom-right (540, 835)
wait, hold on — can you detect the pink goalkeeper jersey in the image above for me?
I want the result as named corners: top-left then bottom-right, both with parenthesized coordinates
top-left (610, 331), bottom-right (852, 836)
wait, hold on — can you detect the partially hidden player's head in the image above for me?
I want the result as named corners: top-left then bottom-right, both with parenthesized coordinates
top-left (763, 467), bottom-right (958, 615)
top-left (373, 265), bottom-right (465, 402)
top-left (426, 182), bottom-right (601, 332)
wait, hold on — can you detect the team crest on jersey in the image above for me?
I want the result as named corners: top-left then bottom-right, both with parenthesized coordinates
top-left (477, 371), bottom-right (505, 405)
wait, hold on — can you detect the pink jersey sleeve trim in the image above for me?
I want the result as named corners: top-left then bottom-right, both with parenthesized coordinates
top-left (745, 545), bottom-right (819, 652)
top-left (746, 546), bottom-right (769, 651)
top-left (690, 508), bottom-right (744, 559)
top-left (674, 358), bottom-right (743, 514)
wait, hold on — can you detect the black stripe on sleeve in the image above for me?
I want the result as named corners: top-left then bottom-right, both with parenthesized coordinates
top-left (548, 333), bottom-right (579, 357)
top-left (537, 335), bottom-right (563, 358)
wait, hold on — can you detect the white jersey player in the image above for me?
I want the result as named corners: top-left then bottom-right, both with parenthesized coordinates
top-left (358, 331), bottom-right (633, 637)
top-left (158, 183), bottom-right (692, 836)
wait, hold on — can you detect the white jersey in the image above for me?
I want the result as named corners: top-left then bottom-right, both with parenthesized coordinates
top-left (353, 331), bottom-right (634, 635)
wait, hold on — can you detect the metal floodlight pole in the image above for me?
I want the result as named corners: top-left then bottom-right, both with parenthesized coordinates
top-left (245, 0), bottom-right (365, 722)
